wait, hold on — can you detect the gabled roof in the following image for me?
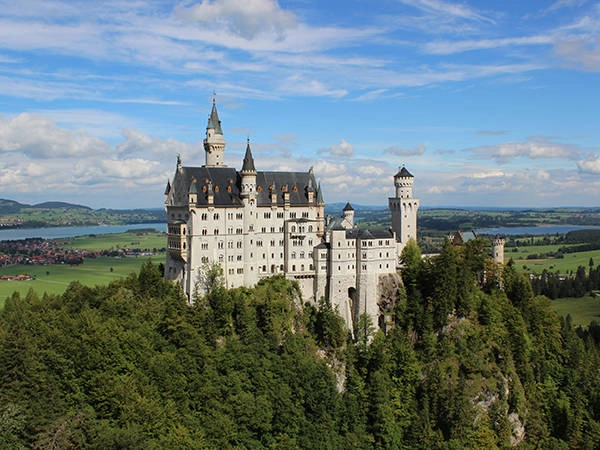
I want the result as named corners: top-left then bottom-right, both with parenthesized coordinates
top-left (343, 202), bottom-right (354, 212)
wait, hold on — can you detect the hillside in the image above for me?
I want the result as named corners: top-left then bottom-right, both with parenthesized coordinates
top-left (0, 199), bottom-right (166, 228)
top-left (1, 250), bottom-right (599, 448)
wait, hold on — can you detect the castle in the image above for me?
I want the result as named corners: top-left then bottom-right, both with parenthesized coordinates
top-left (164, 100), bottom-right (419, 331)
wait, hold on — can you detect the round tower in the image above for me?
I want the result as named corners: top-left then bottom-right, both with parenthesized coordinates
top-left (389, 166), bottom-right (419, 246)
top-left (394, 166), bottom-right (415, 199)
top-left (492, 235), bottom-right (505, 265)
top-left (203, 98), bottom-right (226, 167)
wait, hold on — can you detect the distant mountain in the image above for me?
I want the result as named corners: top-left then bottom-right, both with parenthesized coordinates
top-left (0, 199), bottom-right (27, 214)
top-left (33, 201), bottom-right (92, 210)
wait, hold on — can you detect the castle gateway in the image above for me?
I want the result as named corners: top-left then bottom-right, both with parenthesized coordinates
top-left (164, 100), bottom-right (419, 331)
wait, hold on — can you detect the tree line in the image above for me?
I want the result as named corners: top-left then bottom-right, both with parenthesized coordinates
top-left (1, 243), bottom-right (599, 448)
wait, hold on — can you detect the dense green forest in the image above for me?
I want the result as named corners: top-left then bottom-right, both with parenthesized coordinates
top-left (1, 243), bottom-right (600, 448)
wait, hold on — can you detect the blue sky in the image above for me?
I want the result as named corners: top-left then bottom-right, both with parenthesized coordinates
top-left (0, 0), bottom-right (599, 209)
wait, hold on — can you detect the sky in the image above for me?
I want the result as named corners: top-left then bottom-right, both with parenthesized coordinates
top-left (0, 0), bottom-right (599, 209)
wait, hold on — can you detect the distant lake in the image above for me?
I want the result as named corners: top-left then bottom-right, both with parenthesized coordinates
top-left (0, 223), bottom-right (166, 241)
top-left (475, 225), bottom-right (600, 236)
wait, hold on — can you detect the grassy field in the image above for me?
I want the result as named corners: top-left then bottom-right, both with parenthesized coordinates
top-left (0, 230), bottom-right (167, 307)
top-left (59, 229), bottom-right (166, 251)
top-left (0, 255), bottom-right (164, 305)
top-left (507, 245), bottom-right (600, 275)
top-left (551, 296), bottom-right (600, 327)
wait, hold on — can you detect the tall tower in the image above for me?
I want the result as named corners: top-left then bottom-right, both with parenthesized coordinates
top-left (203, 98), bottom-right (226, 167)
top-left (389, 167), bottom-right (419, 244)
top-left (492, 235), bottom-right (505, 265)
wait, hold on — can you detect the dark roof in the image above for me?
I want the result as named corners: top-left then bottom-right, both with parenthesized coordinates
top-left (394, 166), bottom-right (413, 178)
top-left (343, 202), bottom-right (354, 212)
top-left (207, 100), bottom-right (223, 135)
top-left (164, 180), bottom-right (171, 195)
top-left (345, 228), bottom-right (394, 240)
top-left (241, 141), bottom-right (256, 172)
top-left (170, 166), bottom-right (319, 208)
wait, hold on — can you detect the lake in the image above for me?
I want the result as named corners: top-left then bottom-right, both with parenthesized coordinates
top-left (475, 225), bottom-right (600, 236)
top-left (0, 223), bottom-right (166, 241)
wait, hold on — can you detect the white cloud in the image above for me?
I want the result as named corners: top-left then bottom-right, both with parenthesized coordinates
top-left (384, 144), bottom-right (426, 157)
top-left (318, 139), bottom-right (355, 157)
top-left (0, 113), bottom-right (109, 158)
top-left (176, 0), bottom-right (297, 40)
top-left (466, 138), bottom-right (579, 163)
top-left (577, 155), bottom-right (600, 174)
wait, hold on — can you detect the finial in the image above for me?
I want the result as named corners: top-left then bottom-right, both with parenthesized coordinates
top-left (212, 90), bottom-right (216, 104)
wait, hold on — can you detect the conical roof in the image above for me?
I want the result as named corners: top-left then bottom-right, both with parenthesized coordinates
top-left (241, 139), bottom-right (256, 172)
top-left (207, 99), bottom-right (223, 135)
top-left (394, 166), bottom-right (413, 178)
top-left (343, 202), bottom-right (354, 212)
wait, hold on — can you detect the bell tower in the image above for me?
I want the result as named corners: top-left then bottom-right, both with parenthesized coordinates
top-left (203, 97), bottom-right (226, 167)
top-left (389, 167), bottom-right (419, 244)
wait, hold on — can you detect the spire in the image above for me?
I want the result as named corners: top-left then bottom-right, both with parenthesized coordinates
top-left (164, 180), bottom-right (171, 195)
top-left (316, 182), bottom-right (324, 204)
top-left (241, 138), bottom-right (256, 172)
top-left (343, 202), bottom-right (354, 211)
top-left (207, 97), bottom-right (223, 135)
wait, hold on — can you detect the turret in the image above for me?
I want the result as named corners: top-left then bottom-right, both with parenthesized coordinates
top-left (188, 179), bottom-right (197, 205)
top-left (240, 139), bottom-right (257, 201)
top-left (394, 166), bottom-right (414, 199)
top-left (342, 202), bottom-right (354, 228)
top-left (203, 98), bottom-right (227, 167)
top-left (492, 235), bottom-right (505, 265)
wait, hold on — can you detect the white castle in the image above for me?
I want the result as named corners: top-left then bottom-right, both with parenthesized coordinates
top-left (164, 100), bottom-right (419, 331)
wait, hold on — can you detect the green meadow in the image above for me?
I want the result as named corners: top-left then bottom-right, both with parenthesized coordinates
top-left (0, 230), bottom-right (166, 306)
top-left (551, 296), bottom-right (600, 327)
top-left (508, 245), bottom-right (600, 275)
top-left (0, 256), bottom-right (164, 305)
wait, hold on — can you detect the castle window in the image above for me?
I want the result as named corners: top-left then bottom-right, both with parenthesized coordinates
top-left (202, 213), bottom-right (208, 220)
top-left (280, 264), bottom-right (284, 271)
top-left (237, 255), bottom-right (242, 261)
top-left (264, 212), bottom-right (271, 219)
top-left (301, 264), bottom-right (304, 271)
top-left (271, 227), bottom-right (275, 233)
top-left (237, 241), bottom-right (242, 248)
top-left (262, 253), bottom-right (266, 259)
top-left (270, 240), bottom-right (275, 246)
top-left (214, 229), bottom-right (219, 235)
top-left (290, 212), bottom-right (296, 218)
top-left (227, 186), bottom-right (232, 192)
top-left (310, 264), bottom-right (314, 270)
top-left (236, 213), bottom-right (243, 219)
top-left (291, 226), bottom-right (296, 233)
top-left (201, 243), bottom-right (208, 250)
top-left (262, 227), bottom-right (266, 233)
top-left (202, 229), bottom-right (207, 235)
top-left (277, 212), bottom-right (284, 219)
top-left (300, 251), bottom-right (305, 259)
top-left (292, 265), bottom-right (296, 271)
top-left (308, 225), bottom-right (313, 232)
top-left (237, 268), bottom-right (243, 274)
top-left (302, 212), bottom-right (309, 218)
top-left (218, 254), bottom-right (224, 262)
top-left (214, 213), bottom-right (219, 220)
top-left (201, 256), bottom-right (208, 263)
top-left (291, 252), bottom-right (296, 259)
top-left (218, 242), bottom-right (224, 249)
top-left (262, 265), bottom-right (267, 272)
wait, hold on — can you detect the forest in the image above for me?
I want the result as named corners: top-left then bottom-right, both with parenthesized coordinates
top-left (1, 239), bottom-right (600, 449)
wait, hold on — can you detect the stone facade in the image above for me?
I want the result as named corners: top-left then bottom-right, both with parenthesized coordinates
top-left (164, 101), bottom-right (419, 331)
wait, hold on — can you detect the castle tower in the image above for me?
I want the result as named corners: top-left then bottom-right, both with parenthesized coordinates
top-left (240, 139), bottom-right (257, 203)
top-left (203, 98), bottom-right (226, 167)
top-left (492, 235), bottom-right (505, 265)
top-left (389, 167), bottom-right (419, 245)
top-left (342, 202), bottom-right (355, 229)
